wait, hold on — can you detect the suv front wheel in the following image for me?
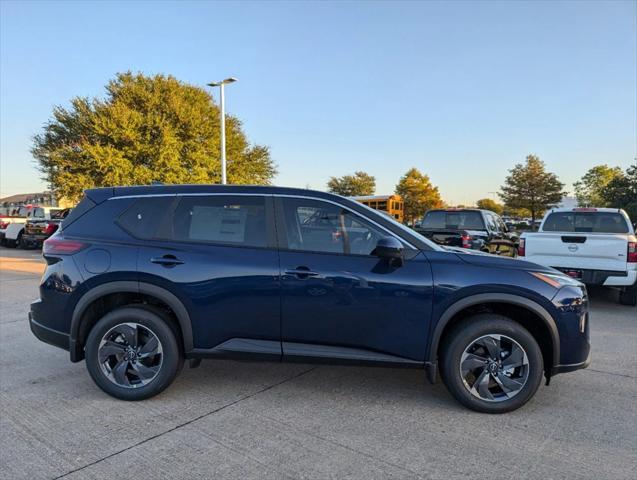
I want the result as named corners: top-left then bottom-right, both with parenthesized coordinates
top-left (85, 306), bottom-right (183, 400)
top-left (440, 314), bottom-right (544, 413)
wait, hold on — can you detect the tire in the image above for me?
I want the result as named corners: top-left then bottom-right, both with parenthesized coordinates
top-left (85, 306), bottom-right (183, 400)
top-left (619, 283), bottom-right (637, 306)
top-left (15, 232), bottom-right (24, 249)
top-left (440, 314), bottom-right (544, 413)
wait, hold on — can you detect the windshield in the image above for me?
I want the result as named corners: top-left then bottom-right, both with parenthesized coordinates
top-left (543, 212), bottom-right (629, 233)
top-left (353, 201), bottom-right (444, 251)
top-left (422, 211), bottom-right (485, 230)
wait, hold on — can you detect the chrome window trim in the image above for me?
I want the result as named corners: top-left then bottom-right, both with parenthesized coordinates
top-left (108, 192), bottom-right (417, 249)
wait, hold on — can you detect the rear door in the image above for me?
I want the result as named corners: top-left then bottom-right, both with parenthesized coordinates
top-left (133, 194), bottom-right (281, 355)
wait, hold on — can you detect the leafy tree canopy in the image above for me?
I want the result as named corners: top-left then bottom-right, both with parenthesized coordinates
top-left (32, 72), bottom-right (276, 202)
top-left (395, 167), bottom-right (443, 224)
top-left (573, 164), bottom-right (623, 207)
top-left (500, 155), bottom-right (566, 223)
top-left (601, 165), bottom-right (637, 222)
top-left (327, 171), bottom-right (376, 197)
top-left (475, 198), bottom-right (504, 215)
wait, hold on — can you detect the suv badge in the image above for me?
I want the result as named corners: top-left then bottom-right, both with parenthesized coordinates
top-left (568, 244), bottom-right (578, 252)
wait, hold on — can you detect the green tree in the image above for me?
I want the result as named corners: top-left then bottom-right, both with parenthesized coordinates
top-left (395, 167), bottom-right (443, 224)
top-left (601, 165), bottom-right (637, 221)
top-left (327, 171), bottom-right (376, 196)
top-left (475, 198), bottom-right (504, 215)
top-left (500, 155), bottom-right (566, 223)
top-left (502, 206), bottom-right (532, 218)
top-left (32, 72), bottom-right (276, 202)
top-left (573, 165), bottom-right (623, 207)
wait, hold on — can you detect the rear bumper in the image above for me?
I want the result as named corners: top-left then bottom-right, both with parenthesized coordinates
top-left (22, 234), bottom-right (46, 247)
top-left (603, 270), bottom-right (636, 287)
top-left (552, 267), bottom-right (635, 287)
top-left (29, 301), bottom-right (70, 352)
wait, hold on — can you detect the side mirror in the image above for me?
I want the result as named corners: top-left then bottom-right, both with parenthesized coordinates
top-left (374, 236), bottom-right (404, 266)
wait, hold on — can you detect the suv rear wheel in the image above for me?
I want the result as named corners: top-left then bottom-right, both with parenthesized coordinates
top-left (619, 283), bottom-right (637, 306)
top-left (85, 306), bottom-right (183, 400)
top-left (440, 314), bottom-right (544, 413)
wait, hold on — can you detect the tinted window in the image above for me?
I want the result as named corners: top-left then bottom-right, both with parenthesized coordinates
top-left (172, 196), bottom-right (266, 247)
top-left (543, 212), bottom-right (629, 233)
top-left (422, 211), bottom-right (485, 230)
top-left (118, 197), bottom-right (175, 239)
top-left (281, 198), bottom-right (386, 255)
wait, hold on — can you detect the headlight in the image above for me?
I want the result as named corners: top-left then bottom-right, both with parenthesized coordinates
top-left (530, 271), bottom-right (583, 288)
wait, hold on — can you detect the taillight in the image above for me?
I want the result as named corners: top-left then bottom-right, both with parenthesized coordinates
top-left (461, 234), bottom-right (472, 248)
top-left (42, 236), bottom-right (88, 255)
top-left (44, 223), bottom-right (58, 235)
top-left (0, 221), bottom-right (9, 229)
top-left (518, 238), bottom-right (526, 256)
top-left (628, 242), bottom-right (637, 263)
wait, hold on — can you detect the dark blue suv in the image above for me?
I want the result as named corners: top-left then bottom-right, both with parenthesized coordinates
top-left (29, 185), bottom-right (590, 413)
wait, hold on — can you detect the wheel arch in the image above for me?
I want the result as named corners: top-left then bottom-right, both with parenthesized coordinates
top-left (69, 281), bottom-right (193, 362)
top-left (427, 293), bottom-right (560, 379)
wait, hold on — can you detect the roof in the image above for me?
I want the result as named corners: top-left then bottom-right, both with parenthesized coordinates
top-left (86, 184), bottom-right (349, 203)
top-left (0, 192), bottom-right (52, 204)
top-left (546, 207), bottom-right (622, 213)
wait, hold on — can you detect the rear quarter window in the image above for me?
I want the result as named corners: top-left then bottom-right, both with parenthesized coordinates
top-left (543, 212), bottom-right (629, 233)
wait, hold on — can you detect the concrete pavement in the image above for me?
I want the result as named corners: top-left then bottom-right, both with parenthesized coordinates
top-left (1, 249), bottom-right (635, 479)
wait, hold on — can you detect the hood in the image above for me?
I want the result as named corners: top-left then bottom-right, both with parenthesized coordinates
top-left (453, 250), bottom-right (558, 273)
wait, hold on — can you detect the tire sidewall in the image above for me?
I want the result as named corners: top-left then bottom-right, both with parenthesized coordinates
top-left (441, 314), bottom-right (544, 413)
top-left (85, 307), bottom-right (181, 401)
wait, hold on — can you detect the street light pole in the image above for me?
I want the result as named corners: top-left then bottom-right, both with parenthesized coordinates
top-left (207, 77), bottom-right (237, 185)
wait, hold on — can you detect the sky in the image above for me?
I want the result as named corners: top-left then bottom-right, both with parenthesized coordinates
top-left (1, 0), bottom-right (635, 205)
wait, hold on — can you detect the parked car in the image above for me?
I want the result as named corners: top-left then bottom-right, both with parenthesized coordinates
top-left (21, 208), bottom-right (71, 249)
top-left (1, 206), bottom-right (35, 244)
top-left (414, 208), bottom-right (518, 257)
top-left (30, 185), bottom-right (590, 413)
top-left (2, 206), bottom-right (65, 248)
top-left (520, 207), bottom-right (636, 306)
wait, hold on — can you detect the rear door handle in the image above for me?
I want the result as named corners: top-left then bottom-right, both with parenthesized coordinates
top-left (151, 255), bottom-right (184, 267)
top-left (285, 267), bottom-right (319, 278)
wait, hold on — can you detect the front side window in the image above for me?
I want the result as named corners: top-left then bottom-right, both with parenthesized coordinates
top-left (281, 198), bottom-right (386, 255)
top-left (172, 196), bottom-right (266, 247)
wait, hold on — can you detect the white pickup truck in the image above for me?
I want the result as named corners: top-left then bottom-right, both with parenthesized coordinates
top-left (519, 208), bottom-right (637, 306)
top-left (0, 206), bottom-right (62, 248)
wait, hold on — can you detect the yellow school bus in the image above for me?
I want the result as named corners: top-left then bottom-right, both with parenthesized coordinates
top-left (352, 195), bottom-right (404, 223)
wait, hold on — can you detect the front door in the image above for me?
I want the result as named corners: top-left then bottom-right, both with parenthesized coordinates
top-left (275, 196), bottom-right (433, 362)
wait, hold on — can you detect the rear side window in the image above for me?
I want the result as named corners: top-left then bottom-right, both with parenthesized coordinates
top-left (543, 212), bottom-right (629, 233)
top-left (422, 211), bottom-right (485, 230)
top-left (172, 196), bottom-right (266, 248)
top-left (118, 197), bottom-right (175, 239)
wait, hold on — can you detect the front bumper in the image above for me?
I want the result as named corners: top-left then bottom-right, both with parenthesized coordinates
top-left (553, 351), bottom-right (591, 374)
top-left (29, 301), bottom-right (70, 352)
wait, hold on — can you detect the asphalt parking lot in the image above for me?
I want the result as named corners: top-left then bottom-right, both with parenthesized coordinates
top-left (1, 248), bottom-right (635, 480)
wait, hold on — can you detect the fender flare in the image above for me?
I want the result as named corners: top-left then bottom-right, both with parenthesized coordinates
top-left (69, 281), bottom-right (193, 361)
top-left (427, 293), bottom-right (560, 369)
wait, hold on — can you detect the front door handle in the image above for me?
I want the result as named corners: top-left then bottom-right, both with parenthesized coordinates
top-left (151, 255), bottom-right (184, 267)
top-left (285, 266), bottom-right (319, 279)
